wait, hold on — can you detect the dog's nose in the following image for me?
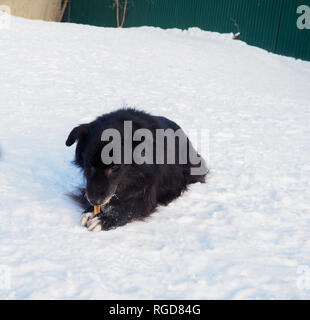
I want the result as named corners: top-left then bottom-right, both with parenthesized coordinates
top-left (88, 198), bottom-right (102, 206)
top-left (85, 192), bottom-right (101, 206)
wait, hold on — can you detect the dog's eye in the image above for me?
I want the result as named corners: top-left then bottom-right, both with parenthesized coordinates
top-left (106, 165), bottom-right (120, 176)
top-left (86, 166), bottom-right (96, 176)
top-left (111, 165), bottom-right (120, 172)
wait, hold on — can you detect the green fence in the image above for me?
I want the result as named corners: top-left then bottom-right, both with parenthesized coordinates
top-left (66, 0), bottom-right (310, 61)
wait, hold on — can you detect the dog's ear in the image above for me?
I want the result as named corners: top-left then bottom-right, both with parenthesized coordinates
top-left (65, 124), bottom-right (90, 146)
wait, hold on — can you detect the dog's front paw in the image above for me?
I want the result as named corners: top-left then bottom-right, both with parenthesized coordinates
top-left (84, 214), bottom-right (117, 232)
top-left (81, 207), bottom-right (118, 232)
top-left (80, 211), bottom-right (95, 227)
top-left (86, 216), bottom-right (103, 232)
top-left (80, 211), bottom-right (103, 232)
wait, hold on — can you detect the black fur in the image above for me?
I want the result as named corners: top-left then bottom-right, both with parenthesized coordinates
top-left (66, 108), bottom-right (207, 230)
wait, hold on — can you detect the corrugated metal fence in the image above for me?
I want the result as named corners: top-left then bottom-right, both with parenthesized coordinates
top-left (66, 0), bottom-right (310, 61)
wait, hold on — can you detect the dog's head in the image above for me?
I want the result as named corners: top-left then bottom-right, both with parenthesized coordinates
top-left (66, 123), bottom-right (127, 206)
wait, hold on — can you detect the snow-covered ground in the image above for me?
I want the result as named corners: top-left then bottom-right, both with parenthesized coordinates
top-left (0, 16), bottom-right (310, 299)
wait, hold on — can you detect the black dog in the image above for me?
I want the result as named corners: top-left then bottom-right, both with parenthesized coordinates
top-left (66, 108), bottom-right (207, 231)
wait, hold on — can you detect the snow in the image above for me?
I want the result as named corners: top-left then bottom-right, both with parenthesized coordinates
top-left (1, 16), bottom-right (310, 299)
